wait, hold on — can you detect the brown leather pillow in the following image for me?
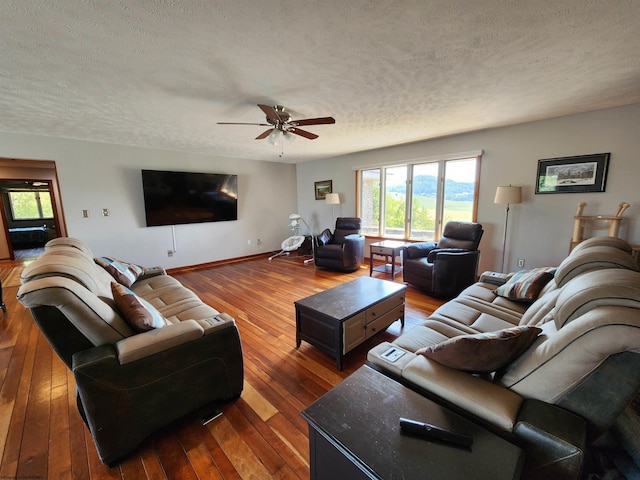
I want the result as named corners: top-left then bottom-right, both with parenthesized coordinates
top-left (111, 282), bottom-right (167, 332)
top-left (415, 326), bottom-right (542, 373)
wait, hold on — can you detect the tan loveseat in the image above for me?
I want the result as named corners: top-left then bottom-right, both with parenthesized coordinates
top-left (368, 236), bottom-right (640, 479)
top-left (17, 237), bottom-right (244, 464)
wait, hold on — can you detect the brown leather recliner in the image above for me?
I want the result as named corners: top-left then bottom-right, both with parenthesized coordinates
top-left (314, 217), bottom-right (365, 272)
top-left (403, 221), bottom-right (484, 298)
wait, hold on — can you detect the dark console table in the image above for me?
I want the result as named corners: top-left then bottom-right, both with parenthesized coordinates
top-left (302, 365), bottom-right (524, 480)
top-left (294, 277), bottom-right (405, 370)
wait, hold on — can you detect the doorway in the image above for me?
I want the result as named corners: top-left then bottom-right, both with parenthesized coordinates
top-left (0, 158), bottom-right (67, 260)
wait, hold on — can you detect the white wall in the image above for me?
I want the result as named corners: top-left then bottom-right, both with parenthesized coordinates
top-left (0, 133), bottom-right (297, 267)
top-left (1, 103), bottom-right (638, 271)
top-left (296, 104), bottom-right (640, 273)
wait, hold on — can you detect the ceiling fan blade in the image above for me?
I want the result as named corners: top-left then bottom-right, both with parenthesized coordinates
top-left (257, 104), bottom-right (281, 123)
top-left (256, 129), bottom-right (274, 140)
top-left (217, 122), bottom-right (271, 126)
top-left (293, 116), bottom-right (336, 126)
top-left (289, 128), bottom-right (319, 140)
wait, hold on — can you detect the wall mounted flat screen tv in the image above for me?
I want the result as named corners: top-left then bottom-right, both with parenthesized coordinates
top-left (141, 169), bottom-right (238, 227)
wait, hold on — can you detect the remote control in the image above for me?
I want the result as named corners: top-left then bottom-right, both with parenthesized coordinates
top-left (399, 417), bottom-right (473, 448)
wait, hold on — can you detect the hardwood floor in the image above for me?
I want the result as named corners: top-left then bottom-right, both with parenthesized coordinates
top-left (0, 253), bottom-right (443, 479)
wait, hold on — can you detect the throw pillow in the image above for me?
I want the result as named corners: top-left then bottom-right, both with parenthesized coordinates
top-left (96, 257), bottom-right (144, 287)
top-left (415, 325), bottom-right (542, 373)
top-left (495, 267), bottom-right (557, 302)
top-left (111, 282), bottom-right (167, 332)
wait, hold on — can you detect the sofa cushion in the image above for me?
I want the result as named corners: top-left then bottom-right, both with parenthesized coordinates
top-left (554, 269), bottom-right (640, 329)
top-left (495, 268), bottom-right (556, 302)
top-left (415, 325), bottom-right (542, 373)
top-left (96, 257), bottom-right (144, 287)
top-left (111, 282), bottom-right (168, 332)
top-left (554, 246), bottom-right (638, 287)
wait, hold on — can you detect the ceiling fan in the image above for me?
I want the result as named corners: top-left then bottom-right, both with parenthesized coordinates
top-left (217, 104), bottom-right (335, 140)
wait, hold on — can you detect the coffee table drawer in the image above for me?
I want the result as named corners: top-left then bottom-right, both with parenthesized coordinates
top-left (366, 293), bottom-right (404, 323)
top-left (366, 304), bottom-right (405, 339)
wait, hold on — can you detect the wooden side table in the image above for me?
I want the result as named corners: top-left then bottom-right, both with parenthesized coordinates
top-left (369, 240), bottom-right (409, 280)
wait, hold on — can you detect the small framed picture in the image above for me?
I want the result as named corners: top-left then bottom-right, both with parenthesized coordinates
top-left (314, 180), bottom-right (333, 200)
top-left (535, 153), bottom-right (610, 194)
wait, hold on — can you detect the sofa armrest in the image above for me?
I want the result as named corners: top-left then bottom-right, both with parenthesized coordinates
top-left (115, 319), bottom-right (204, 364)
top-left (72, 323), bottom-right (244, 464)
top-left (315, 228), bottom-right (332, 247)
top-left (343, 233), bottom-right (365, 261)
top-left (427, 247), bottom-right (467, 262)
top-left (431, 250), bottom-right (481, 297)
top-left (343, 234), bottom-right (364, 249)
top-left (368, 342), bottom-right (417, 377)
top-left (405, 242), bottom-right (437, 259)
top-left (402, 355), bottom-right (523, 431)
top-left (138, 265), bottom-right (166, 280)
top-left (195, 312), bottom-right (236, 335)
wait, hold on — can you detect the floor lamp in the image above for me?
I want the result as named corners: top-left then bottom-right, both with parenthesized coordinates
top-left (494, 186), bottom-right (522, 273)
top-left (325, 193), bottom-right (340, 225)
top-left (289, 213), bottom-right (314, 264)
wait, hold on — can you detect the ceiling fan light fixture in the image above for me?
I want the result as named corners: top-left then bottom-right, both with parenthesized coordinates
top-left (267, 129), bottom-right (281, 146)
top-left (282, 130), bottom-right (295, 143)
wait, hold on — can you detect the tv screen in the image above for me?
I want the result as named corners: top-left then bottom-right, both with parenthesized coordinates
top-left (141, 170), bottom-right (238, 227)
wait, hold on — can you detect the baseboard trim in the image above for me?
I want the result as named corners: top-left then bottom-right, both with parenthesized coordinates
top-left (166, 252), bottom-right (271, 275)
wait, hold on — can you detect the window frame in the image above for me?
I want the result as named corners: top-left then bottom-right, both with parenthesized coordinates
top-left (7, 189), bottom-right (55, 221)
top-left (356, 151), bottom-right (482, 241)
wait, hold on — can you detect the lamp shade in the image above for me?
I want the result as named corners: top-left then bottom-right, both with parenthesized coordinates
top-left (494, 186), bottom-right (522, 205)
top-left (325, 193), bottom-right (340, 205)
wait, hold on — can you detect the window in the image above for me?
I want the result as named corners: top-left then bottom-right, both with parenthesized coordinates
top-left (8, 190), bottom-right (54, 220)
top-left (357, 154), bottom-right (480, 241)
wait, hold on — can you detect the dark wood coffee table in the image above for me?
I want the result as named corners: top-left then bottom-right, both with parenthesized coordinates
top-left (294, 277), bottom-right (406, 370)
top-left (302, 365), bottom-right (524, 480)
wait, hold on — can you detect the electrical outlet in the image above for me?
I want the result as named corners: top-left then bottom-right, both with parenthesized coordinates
top-left (82, 209), bottom-right (89, 218)
top-left (257, 238), bottom-right (262, 246)
top-left (167, 250), bottom-right (174, 257)
top-left (517, 259), bottom-right (525, 268)
top-left (247, 239), bottom-right (251, 246)
top-left (102, 208), bottom-right (110, 217)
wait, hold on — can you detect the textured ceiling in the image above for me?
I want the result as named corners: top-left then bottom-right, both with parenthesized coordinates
top-left (1, 1), bottom-right (640, 163)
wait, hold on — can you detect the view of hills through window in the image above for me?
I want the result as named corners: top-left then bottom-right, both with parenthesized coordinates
top-left (389, 175), bottom-right (475, 201)
top-left (359, 157), bottom-right (479, 240)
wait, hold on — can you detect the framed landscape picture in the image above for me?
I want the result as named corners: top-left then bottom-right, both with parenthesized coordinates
top-left (535, 153), bottom-right (610, 194)
top-left (314, 180), bottom-right (332, 200)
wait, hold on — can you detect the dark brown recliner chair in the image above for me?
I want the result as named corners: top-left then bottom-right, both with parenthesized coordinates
top-left (403, 221), bottom-right (484, 298)
top-left (314, 217), bottom-right (365, 272)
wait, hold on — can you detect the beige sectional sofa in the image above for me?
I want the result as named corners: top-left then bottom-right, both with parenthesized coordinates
top-left (17, 237), bottom-right (244, 464)
top-left (368, 236), bottom-right (640, 479)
